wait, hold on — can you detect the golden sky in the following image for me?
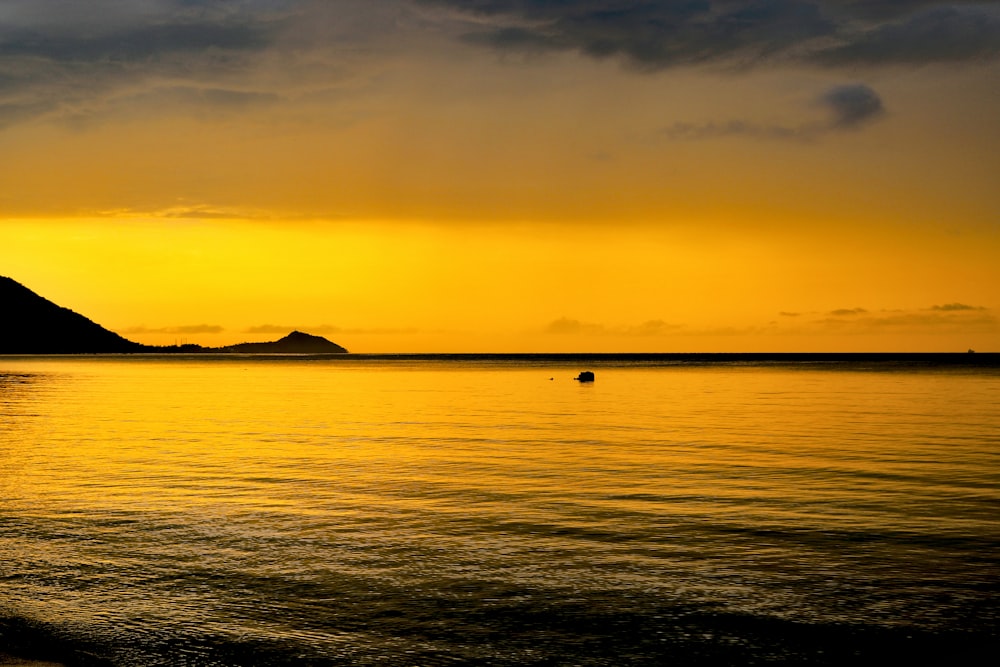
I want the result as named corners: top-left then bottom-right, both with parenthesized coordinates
top-left (2, 1), bottom-right (998, 352)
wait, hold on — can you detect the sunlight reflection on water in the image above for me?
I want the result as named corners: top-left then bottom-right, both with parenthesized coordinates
top-left (1, 358), bottom-right (998, 664)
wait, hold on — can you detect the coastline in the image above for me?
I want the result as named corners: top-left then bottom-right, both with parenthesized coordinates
top-left (0, 617), bottom-right (106, 667)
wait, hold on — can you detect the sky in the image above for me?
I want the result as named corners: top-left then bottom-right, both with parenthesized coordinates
top-left (1, 0), bottom-right (998, 352)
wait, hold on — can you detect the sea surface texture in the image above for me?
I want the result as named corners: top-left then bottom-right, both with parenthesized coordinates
top-left (1, 356), bottom-right (998, 665)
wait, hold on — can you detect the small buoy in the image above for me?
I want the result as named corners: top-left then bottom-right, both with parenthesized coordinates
top-left (575, 371), bottom-right (595, 382)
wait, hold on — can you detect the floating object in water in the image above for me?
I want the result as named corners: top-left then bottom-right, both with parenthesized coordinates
top-left (575, 371), bottom-right (595, 382)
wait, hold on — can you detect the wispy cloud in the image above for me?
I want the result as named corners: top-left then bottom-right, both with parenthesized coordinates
top-left (664, 83), bottom-right (885, 141)
top-left (551, 304), bottom-right (999, 340)
top-left (810, 304), bottom-right (995, 331)
top-left (119, 86), bottom-right (284, 114)
top-left (544, 317), bottom-right (682, 336)
top-left (121, 324), bottom-right (224, 335)
top-left (244, 324), bottom-right (417, 335)
top-left (544, 317), bottom-right (605, 335)
top-left (931, 302), bottom-right (986, 312)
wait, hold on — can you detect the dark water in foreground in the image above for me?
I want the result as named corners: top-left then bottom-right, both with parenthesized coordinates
top-left (1, 355), bottom-right (998, 665)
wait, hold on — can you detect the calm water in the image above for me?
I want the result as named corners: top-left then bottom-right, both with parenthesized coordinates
top-left (1, 356), bottom-right (998, 665)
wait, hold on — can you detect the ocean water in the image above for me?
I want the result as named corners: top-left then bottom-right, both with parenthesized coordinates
top-left (1, 355), bottom-right (998, 666)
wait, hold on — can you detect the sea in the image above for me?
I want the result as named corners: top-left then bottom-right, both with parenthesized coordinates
top-left (1, 354), bottom-right (998, 666)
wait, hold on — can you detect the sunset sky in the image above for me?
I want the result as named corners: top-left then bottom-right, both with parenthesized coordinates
top-left (2, 0), bottom-right (998, 352)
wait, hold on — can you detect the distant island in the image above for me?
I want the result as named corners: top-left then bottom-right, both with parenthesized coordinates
top-left (0, 276), bottom-right (348, 354)
top-left (221, 330), bottom-right (347, 354)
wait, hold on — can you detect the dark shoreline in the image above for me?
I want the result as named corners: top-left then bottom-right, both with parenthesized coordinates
top-left (3, 610), bottom-right (997, 667)
top-left (0, 617), bottom-right (110, 667)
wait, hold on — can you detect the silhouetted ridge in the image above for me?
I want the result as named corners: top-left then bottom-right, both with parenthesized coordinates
top-left (222, 330), bottom-right (348, 354)
top-left (0, 276), bottom-right (145, 353)
top-left (1, 278), bottom-right (349, 354)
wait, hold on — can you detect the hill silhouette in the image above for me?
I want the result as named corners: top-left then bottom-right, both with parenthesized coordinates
top-left (0, 276), bottom-right (348, 354)
top-left (222, 331), bottom-right (348, 354)
top-left (0, 276), bottom-right (145, 353)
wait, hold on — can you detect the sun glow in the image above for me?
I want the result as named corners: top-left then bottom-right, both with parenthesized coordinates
top-left (2, 213), bottom-right (997, 352)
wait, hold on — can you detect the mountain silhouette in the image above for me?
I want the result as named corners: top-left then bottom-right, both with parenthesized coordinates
top-left (222, 331), bottom-right (348, 354)
top-left (0, 276), bottom-right (145, 353)
top-left (0, 276), bottom-right (348, 354)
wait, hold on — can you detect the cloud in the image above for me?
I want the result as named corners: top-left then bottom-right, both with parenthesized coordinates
top-left (121, 324), bottom-right (225, 334)
top-left (819, 83), bottom-right (885, 129)
top-left (545, 306), bottom-right (998, 340)
top-left (663, 119), bottom-right (811, 141)
top-left (2, 1), bottom-right (996, 134)
top-left (810, 304), bottom-right (996, 331)
top-left (0, 22), bottom-right (274, 63)
top-left (0, 100), bottom-right (51, 130)
top-left (931, 302), bottom-right (985, 312)
top-left (0, 0), bottom-right (292, 128)
top-left (424, 1), bottom-right (1000, 69)
top-left (138, 86), bottom-right (282, 109)
top-left (90, 203), bottom-right (280, 220)
top-left (245, 324), bottom-right (303, 334)
top-left (816, 5), bottom-right (1000, 66)
top-left (544, 317), bottom-right (681, 336)
top-left (664, 82), bottom-right (885, 141)
top-left (0, 1), bottom-right (470, 132)
top-left (430, 0), bottom-right (836, 68)
top-left (544, 317), bottom-right (606, 335)
top-left (627, 319), bottom-right (683, 336)
top-left (244, 324), bottom-right (417, 335)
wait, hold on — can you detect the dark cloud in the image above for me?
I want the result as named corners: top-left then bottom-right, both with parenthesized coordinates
top-left (820, 83), bottom-right (885, 128)
top-left (829, 307), bottom-right (868, 316)
top-left (817, 5), bottom-right (1000, 65)
top-left (8, 2), bottom-right (995, 89)
top-left (0, 1), bottom-right (294, 69)
top-left (665, 82), bottom-right (884, 140)
top-left (422, 1), bottom-right (1000, 68)
top-left (0, 1), bottom-right (443, 129)
top-left (446, 0), bottom-right (835, 68)
top-left (0, 0), bottom-right (295, 127)
top-left (0, 22), bottom-right (273, 62)
top-left (1, 1), bottom-right (996, 132)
